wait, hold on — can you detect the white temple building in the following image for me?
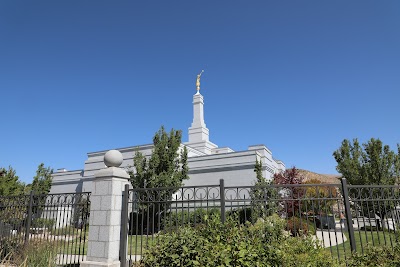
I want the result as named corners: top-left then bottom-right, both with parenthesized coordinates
top-left (50, 79), bottom-right (285, 194)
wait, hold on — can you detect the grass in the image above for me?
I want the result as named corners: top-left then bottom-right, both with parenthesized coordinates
top-left (1, 240), bottom-right (58, 267)
top-left (58, 239), bottom-right (88, 255)
top-left (54, 234), bottom-right (154, 256)
top-left (127, 235), bottom-right (155, 255)
top-left (328, 229), bottom-right (397, 261)
top-left (0, 234), bottom-right (152, 266)
top-left (50, 226), bottom-right (84, 236)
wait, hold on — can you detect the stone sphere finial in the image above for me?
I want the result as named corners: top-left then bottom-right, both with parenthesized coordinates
top-left (104, 150), bottom-right (123, 167)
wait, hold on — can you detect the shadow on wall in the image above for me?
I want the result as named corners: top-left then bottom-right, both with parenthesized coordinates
top-left (75, 178), bottom-right (83, 193)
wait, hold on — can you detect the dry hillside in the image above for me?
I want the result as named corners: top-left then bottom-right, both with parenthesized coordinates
top-left (298, 169), bottom-right (341, 184)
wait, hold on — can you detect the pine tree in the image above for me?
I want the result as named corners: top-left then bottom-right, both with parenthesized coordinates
top-left (0, 167), bottom-right (25, 226)
top-left (250, 159), bottom-right (277, 220)
top-left (0, 166), bottom-right (24, 196)
top-left (25, 163), bottom-right (53, 218)
top-left (29, 163), bottom-right (53, 195)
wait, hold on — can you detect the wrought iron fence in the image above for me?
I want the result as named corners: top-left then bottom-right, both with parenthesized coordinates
top-left (5, 181), bottom-right (397, 266)
top-left (347, 184), bottom-right (400, 254)
top-left (0, 191), bottom-right (90, 266)
top-left (120, 179), bottom-right (400, 266)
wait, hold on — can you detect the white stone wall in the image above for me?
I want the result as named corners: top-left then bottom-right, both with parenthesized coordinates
top-left (50, 143), bottom-right (285, 194)
top-left (51, 170), bottom-right (84, 194)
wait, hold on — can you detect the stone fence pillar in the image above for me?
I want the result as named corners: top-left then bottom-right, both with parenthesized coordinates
top-left (81, 150), bottom-right (129, 267)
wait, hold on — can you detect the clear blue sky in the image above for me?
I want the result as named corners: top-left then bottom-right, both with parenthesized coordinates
top-left (1, 1), bottom-right (399, 184)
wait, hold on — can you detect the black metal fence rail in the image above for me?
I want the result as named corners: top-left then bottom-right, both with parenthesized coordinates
top-left (121, 179), bottom-right (400, 266)
top-left (0, 192), bottom-right (90, 266)
top-left (347, 184), bottom-right (400, 255)
top-left (122, 183), bottom-right (222, 265)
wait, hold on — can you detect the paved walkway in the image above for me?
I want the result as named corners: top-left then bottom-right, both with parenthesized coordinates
top-left (315, 230), bottom-right (347, 247)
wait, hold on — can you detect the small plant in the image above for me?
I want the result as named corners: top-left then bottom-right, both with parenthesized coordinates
top-left (31, 218), bottom-right (55, 229)
top-left (286, 216), bottom-right (316, 236)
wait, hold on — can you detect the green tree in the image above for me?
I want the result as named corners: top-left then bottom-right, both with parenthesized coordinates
top-left (0, 166), bottom-right (25, 196)
top-left (333, 138), bottom-right (400, 185)
top-left (250, 159), bottom-right (277, 219)
top-left (0, 167), bottom-right (25, 228)
top-left (28, 163), bottom-right (53, 195)
top-left (333, 138), bottom-right (400, 220)
top-left (128, 126), bottom-right (189, 233)
top-left (23, 163), bottom-right (54, 219)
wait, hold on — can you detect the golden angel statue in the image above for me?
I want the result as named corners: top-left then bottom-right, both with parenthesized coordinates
top-left (196, 70), bottom-right (204, 91)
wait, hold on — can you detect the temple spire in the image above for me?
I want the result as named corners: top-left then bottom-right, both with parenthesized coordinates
top-left (186, 71), bottom-right (218, 154)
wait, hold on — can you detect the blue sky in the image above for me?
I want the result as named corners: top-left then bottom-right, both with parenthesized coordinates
top-left (1, 1), bottom-right (399, 184)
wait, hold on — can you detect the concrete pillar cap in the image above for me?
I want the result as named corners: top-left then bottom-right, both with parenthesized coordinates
top-left (104, 150), bottom-right (123, 167)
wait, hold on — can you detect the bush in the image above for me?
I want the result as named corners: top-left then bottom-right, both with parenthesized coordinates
top-left (346, 245), bottom-right (400, 267)
top-left (165, 207), bottom-right (261, 230)
top-left (31, 218), bottom-right (55, 229)
top-left (286, 216), bottom-right (316, 236)
top-left (162, 208), bottom-right (220, 230)
top-left (226, 207), bottom-right (255, 224)
top-left (141, 215), bottom-right (281, 267)
top-left (281, 237), bottom-right (338, 267)
top-left (1, 218), bottom-right (24, 231)
top-left (139, 214), bottom-right (335, 267)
